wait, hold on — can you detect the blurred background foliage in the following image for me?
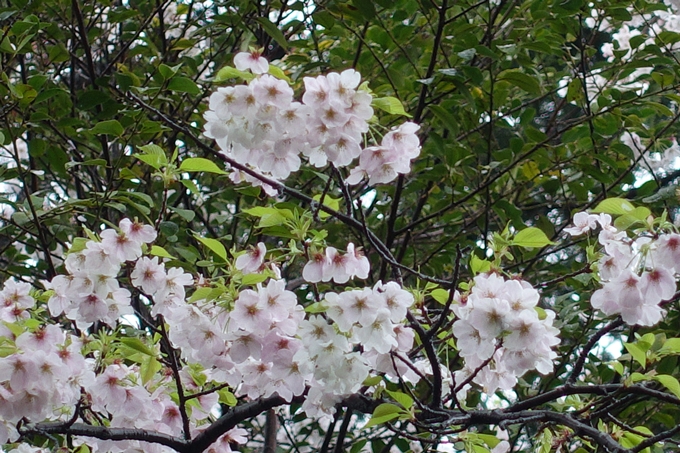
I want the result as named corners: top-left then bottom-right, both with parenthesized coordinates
top-left (3, 0), bottom-right (680, 450)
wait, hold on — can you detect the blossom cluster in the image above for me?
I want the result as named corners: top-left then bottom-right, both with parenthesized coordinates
top-left (567, 212), bottom-right (678, 326)
top-left (0, 219), bottom-right (249, 452)
top-left (302, 242), bottom-right (370, 284)
top-left (203, 51), bottom-right (421, 194)
top-left (303, 281), bottom-right (417, 416)
top-left (452, 273), bottom-right (560, 394)
top-left (46, 219), bottom-right (157, 328)
top-left (0, 219), bottom-right (424, 451)
top-left (0, 305), bottom-right (87, 445)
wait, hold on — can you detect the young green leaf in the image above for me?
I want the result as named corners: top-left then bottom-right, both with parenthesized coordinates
top-left (624, 342), bottom-right (647, 368)
top-left (372, 96), bottom-right (412, 117)
top-left (167, 76), bottom-right (201, 95)
top-left (194, 235), bottom-right (227, 262)
top-left (654, 374), bottom-right (680, 399)
top-left (90, 120), bottom-right (124, 137)
top-left (179, 157), bottom-right (227, 175)
top-left (513, 227), bottom-right (554, 248)
top-left (592, 198), bottom-right (635, 215)
top-left (364, 403), bottom-right (402, 428)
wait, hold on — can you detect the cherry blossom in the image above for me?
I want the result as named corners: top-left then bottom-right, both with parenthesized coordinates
top-left (233, 50), bottom-right (269, 74)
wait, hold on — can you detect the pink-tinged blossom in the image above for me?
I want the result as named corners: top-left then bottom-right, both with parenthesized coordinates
top-left (467, 297), bottom-right (510, 339)
top-left (206, 427), bottom-right (248, 453)
top-left (235, 242), bottom-right (267, 274)
top-left (329, 288), bottom-right (378, 329)
top-left (353, 308), bottom-right (397, 354)
top-left (233, 50), bottom-right (269, 74)
top-left (131, 256), bottom-right (167, 295)
top-left (0, 279), bottom-right (34, 310)
top-left (302, 75), bottom-right (331, 108)
top-left (100, 228), bottom-right (143, 262)
top-left (161, 267), bottom-right (193, 298)
top-left (46, 275), bottom-right (73, 316)
top-left (74, 292), bottom-right (109, 326)
top-left (592, 270), bottom-right (666, 326)
top-left (119, 218), bottom-right (157, 244)
top-left (15, 324), bottom-right (65, 353)
top-left (0, 354), bottom-right (38, 391)
top-left (231, 288), bottom-right (271, 332)
top-left (564, 211), bottom-right (598, 236)
top-left (652, 233), bottom-right (680, 273)
top-left (452, 319), bottom-right (496, 361)
top-left (327, 69), bottom-right (361, 106)
top-left (261, 279), bottom-right (297, 322)
top-left (374, 281), bottom-right (413, 322)
top-left (82, 241), bottom-right (120, 276)
top-left (251, 74), bottom-right (293, 109)
top-left (209, 86), bottom-right (237, 120)
top-left (640, 267), bottom-right (676, 302)
top-left (383, 122), bottom-right (421, 156)
top-left (346, 243), bottom-right (370, 280)
top-left (88, 364), bottom-right (132, 413)
top-left (229, 332), bottom-right (263, 363)
top-left (297, 315), bottom-right (335, 345)
top-left (302, 251), bottom-right (329, 283)
top-left (323, 246), bottom-right (351, 283)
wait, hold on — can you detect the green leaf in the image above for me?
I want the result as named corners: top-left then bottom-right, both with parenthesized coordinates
top-left (218, 388), bottom-right (238, 406)
top-left (90, 120), bottom-right (124, 136)
top-left (624, 342), bottom-right (647, 368)
top-left (592, 198), bottom-right (635, 215)
top-left (372, 96), bottom-right (411, 117)
top-left (119, 337), bottom-right (156, 357)
top-left (2, 321), bottom-right (24, 338)
top-left (169, 206), bottom-right (196, 222)
top-left (255, 17), bottom-right (289, 51)
top-left (241, 273), bottom-right (269, 285)
top-left (350, 440), bottom-right (368, 453)
top-left (364, 403), bottom-right (402, 428)
top-left (140, 355), bottom-right (161, 385)
top-left (654, 374), bottom-right (680, 399)
top-left (498, 70), bottom-right (541, 94)
top-left (659, 338), bottom-right (680, 355)
top-left (189, 287), bottom-right (213, 303)
top-left (167, 76), bottom-right (201, 95)
top-left (194, 235), bottom-right (227, 262)
top-left (610, 361), bottom-right (624, 375)
top-left (431, 288), bottom-right (450, 304)
top-left (513, 227), bottom-right (554, 248)
top-left (477, 434), bottom-right (501, 449)
top-left (470, 254), bottom-right (492, 274)
top-left (242, 206), bottom-right (293, 228)
top-left (158, 63), bottom-right (180, 80)
top-left (537, 428), bottom-right (553, 453)
top-left (268, 65), bottom-right (291, 83)
top-left (386, 389), bottom-right (414, 410)
top-left (12, 211), bottom-right (30, 226)
top-left (214, 65), bottom-right (255, 82)
top-left (181, 179), bottom-right (200, 196)
top-left (180, 157), bottom-right (227, 175)
top-left (68, 237), bottom-right (89, 254)
top-left (136, 144), bottom-right (168, 170)
top-left (304, 301), bottom-right (328, 313)
top-left (362, 376), bottom-right (382, 386)
top-left (312, 194), bottom-right (340, 219)
top-left (150, 245), bottom-right (176, 260)
top-left (630, 372), bottom-right (648, 382)
top-left (351, 0), bottom-right (376, 19)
